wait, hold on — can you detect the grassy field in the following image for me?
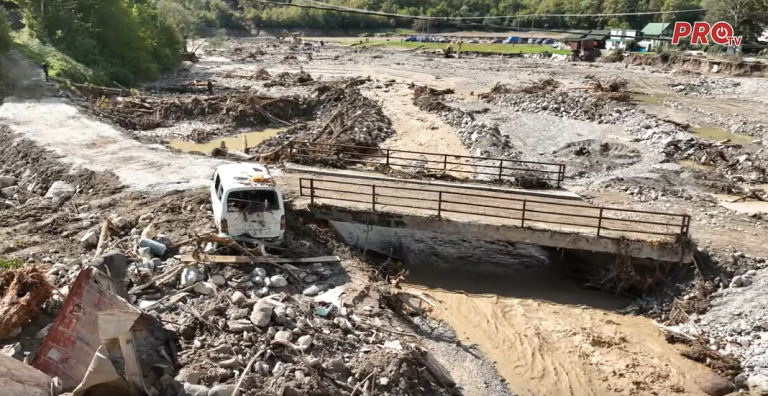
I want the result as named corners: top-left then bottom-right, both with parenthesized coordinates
top-left (343, 40), bottom-right (572, 55)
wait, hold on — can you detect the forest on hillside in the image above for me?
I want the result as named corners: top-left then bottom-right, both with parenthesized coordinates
top-left (0, 0), bottom-right (765, 88)
top-left (238, 0), bottom-right (767, 41)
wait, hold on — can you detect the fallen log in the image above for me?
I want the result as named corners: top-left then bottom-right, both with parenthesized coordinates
top-left (71, 82), bottom-right (129, 97)
top-left (180, 254), bottom-right (341, 264)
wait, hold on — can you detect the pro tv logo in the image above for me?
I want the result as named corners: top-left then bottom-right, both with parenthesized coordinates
top-left (671, 22), bottom-right (742, 46)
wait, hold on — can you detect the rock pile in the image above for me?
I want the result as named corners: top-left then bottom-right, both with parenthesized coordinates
top-left (492, 90), bottom-right (690, 148)
top-left (670, 77), bottom-right (741, 96)
top-left (154, 262), bottom-right (445, 396)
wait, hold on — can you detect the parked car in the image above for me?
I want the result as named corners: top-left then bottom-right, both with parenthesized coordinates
top-left (535, 38), bottom-right (546, 44)
top-left (491, 38), bottom-right (503, 44)
top-left (404, 36), bottom-right (418, 42)
top-left (210, 163), bottom-right (286, 246)
top-left (467, 38), bottom-right (480, 43)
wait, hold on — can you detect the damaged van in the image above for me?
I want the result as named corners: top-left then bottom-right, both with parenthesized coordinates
top-left (210, 163), bottom-right (286, 246)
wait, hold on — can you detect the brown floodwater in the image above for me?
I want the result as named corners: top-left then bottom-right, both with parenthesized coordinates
top-left (405, 267), bottom-right (712, 396)
top-left (690, 126), bottom-right (753, 144)
top-left (169, 128), bottom-right (285, 153)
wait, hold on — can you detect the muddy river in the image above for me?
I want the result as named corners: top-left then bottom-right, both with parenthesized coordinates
top-left (169, 128), bottom-right (285, 153)
top-left (405, 267), bottom-right (712, 396)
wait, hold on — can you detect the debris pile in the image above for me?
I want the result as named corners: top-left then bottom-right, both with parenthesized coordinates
top-left (156, 257), bottom-right (454, 396)
top-left (518, 78), bottom-right (560, 94)
top-left (477, 83), bottom-right (514, 100)
top-left (94, 92), bottom-right (311, 131)
top-left (670, 77), bottom-right (741, 96)
top-left (412, 86), bottom-right (454, 112)
top-left (478, 78), bottom-right (559, 100)
top-left (589, 77), bottom-right (631, 101)
top-left (255, 80), bottom-right (395, 162)
top-left (0, 193), bottom-right (462, 396)
top-left (0, 267), bottom-right (53, 339)
top-left (664, 139), bottom-right (768, 183)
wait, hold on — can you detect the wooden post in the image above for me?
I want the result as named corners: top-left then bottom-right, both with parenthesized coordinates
top-left (437, 192), bottom-right (442, 217)
top-left (443, 155), bottom-right (448, 171)
top-left (521, 200), bottom-right (527, 227)
top-left (498, 160), bottom-right (504, 181)
top-left (372, 185), bottom-right (376, 212)
top-left (310, 179), bottom-right (315, 205)
top-left (597, 208), bottom-right (604, 236)
top-left (386, 149), bottom-right (390, 166)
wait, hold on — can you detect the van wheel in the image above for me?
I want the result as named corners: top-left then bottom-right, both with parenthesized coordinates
top-left (281, 233), bottom-right (292, 248)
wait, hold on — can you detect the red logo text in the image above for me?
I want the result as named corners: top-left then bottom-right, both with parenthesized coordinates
top-left (671, 22), bottom-right (742, 46)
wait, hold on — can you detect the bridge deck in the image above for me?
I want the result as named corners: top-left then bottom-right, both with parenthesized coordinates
top-left (277, 172), bottom-right (690, 242)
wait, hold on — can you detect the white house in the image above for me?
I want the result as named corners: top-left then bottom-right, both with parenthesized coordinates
top-left (607, 29), bottom-right (638, 50)
top-left (759, 28), bottom-right (768, 42)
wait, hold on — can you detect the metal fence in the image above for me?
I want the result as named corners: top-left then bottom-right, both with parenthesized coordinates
top-left (299, 178), bottom-right (691, 239)
top-left (287, 141), bottom-right (567, 188)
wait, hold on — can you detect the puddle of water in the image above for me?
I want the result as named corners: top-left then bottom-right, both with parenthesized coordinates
top-left (713, 193), bottom-right (768, 214)
top-left (405, 268), bottom-right (711, 396)
top-left (169, 128), bottom-right (285, 153)
top-left (632, 93), bottom-right (664, 105)
top-left (691, 126), bottom-right (753, 144)
top-left (678, 159), bottom-right (713, 170)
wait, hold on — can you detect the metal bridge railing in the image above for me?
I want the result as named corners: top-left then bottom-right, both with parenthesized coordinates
top-left (287, 141), bottom-right (567, 188)
top-left (299, 178), bottom-right (691, 240)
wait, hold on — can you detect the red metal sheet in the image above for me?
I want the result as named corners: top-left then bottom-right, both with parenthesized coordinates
top-left (31, 267), bottom-right (131, 391)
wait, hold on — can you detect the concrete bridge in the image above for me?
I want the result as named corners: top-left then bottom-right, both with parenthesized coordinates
top-left (277, 165), bottom-right (692, 264)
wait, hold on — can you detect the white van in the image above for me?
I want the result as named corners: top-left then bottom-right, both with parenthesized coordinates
top-left (210, 163), bottom-right (286, 246)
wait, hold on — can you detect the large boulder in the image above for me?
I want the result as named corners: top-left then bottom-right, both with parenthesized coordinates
top-left (747, 375), bottom-right (768, 395)
top-left (0, 176), bottom-right (17, 189)
top-left (699, 373), bottom-right (734, 396)
top-left (250, 300), bottom-right (273, 327)
top-left (44, 181), bottom-right (75, 200)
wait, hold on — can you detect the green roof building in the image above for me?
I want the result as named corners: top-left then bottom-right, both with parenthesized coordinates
top-left (641, 23), bottom-right (675, 37)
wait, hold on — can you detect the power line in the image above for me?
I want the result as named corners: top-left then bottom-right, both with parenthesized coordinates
top-left (252, 0), bottom-right (768, 47)
top-left (297, 0), bottom-right (704, 20)
top-left (252, 0), bottom-right (704, 21)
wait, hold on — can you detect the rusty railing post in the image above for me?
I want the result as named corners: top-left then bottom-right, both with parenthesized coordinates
top-left (372, 185), bottom-right (376, 212)
top-left (558, 165), bottom-right (565, 188)
top-left (386, 149), bottom-right (390, 166)
top-left (443, 155), bottom-right (448, 171)
top-left (597, 208), bottom-right (604, 236)
top-left (521, 200), bottom-right (526, 227)
top-left (437, 191), bottom-right (442, 217)
top-left (309, 179), bottom-right (315, 205)
top-left (680, 215), bottom-right (689, 237)
top-left (498, 160), bottom-right (504, 181)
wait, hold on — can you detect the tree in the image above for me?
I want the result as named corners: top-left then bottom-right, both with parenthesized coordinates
top-left (157, 0), bottom-right (206, 50)
top-left (702, 0), bottom-right (767, 41)
top-left (661, 0), bottom-right (702, 23)
top-left (0, 10), bottom-right (11, 54)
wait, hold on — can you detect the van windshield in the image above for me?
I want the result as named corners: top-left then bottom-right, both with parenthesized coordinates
top-left (227, 189), bottom-right (280, 213)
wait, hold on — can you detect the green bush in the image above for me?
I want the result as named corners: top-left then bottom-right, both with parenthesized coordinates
top-left (12, 29), bottom-right (99, 83)
top-left (14, 0), bottom-right (182, 86)
top-left (0, 10), bottom-right (11, 54)
top-left (602, 49), bottom-right (625, 62)
top-left (0, 256), bottom-right (23, 270)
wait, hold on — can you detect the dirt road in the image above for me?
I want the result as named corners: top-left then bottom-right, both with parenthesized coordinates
top-left (0, 52), bottom-right (228, 193)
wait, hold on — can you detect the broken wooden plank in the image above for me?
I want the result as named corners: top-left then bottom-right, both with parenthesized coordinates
top-left (180, 254), bottom-right (341, 264)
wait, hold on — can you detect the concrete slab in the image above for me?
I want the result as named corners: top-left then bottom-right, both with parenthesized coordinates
top-left (311, 206), bottom-right (691, 264)
top-left (283, 163), bottom-right (582, 201)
